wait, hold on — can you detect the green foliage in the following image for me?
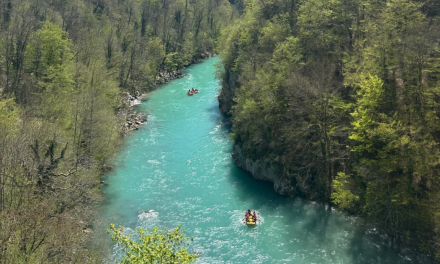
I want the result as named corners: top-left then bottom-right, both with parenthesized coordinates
top-left (107, 224), bottom-right (198, 264)
top-left (271, 37), bottom-right (302, 73)
top-left (349, 74), bottom-right (385, 153)
top-left (331, 172), bottom-right (359, 210)
top-left (297, 0), bottom-right (353, 60)
top-left (218, 0), bottom-right (440, 258)
top-left (164, 52), bottom-right (184, 71)
top-left (0, 98), bottom-right (19, 133)
top-left (27, 22), bottom-right (75, 123)
top-left (0, 0), bottom-right (235, 262)
top-left (28, 21), bottom-right (73, 74)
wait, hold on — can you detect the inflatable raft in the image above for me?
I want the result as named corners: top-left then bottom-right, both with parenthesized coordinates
top-left (245, 210), bottom-right (258, 226)
top-left (246, 216), bottom-right (256, 226)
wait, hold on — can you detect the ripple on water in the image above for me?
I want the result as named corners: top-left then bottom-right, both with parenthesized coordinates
top-left (137, 211), bottom-right (160, 227)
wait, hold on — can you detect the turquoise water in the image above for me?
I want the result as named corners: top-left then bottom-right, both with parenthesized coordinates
top-left (101, 58), bottom-right (427, 263)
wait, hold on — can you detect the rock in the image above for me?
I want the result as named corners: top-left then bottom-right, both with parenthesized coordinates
top-left (232, 144), bottom-right (294, 196)
top-left (82, 228), bottom-right (93, 234)
top-left (119, 109), bottom-right (148, 135)
top-left (218, 69), bottom-right (238, 116)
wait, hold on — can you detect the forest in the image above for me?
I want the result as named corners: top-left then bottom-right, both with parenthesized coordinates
top-left (0, 0), bottom-right (234, 262)
top-left (218, 0), bottom-right (440, 259)
top-left (2, 0), bottom-right (440, 262)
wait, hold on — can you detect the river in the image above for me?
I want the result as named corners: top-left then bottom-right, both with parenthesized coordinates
top-left (100, 57), bottom-right (427, 263)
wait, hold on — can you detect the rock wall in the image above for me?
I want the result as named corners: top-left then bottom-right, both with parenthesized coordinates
top-left (232, 144), bottom-right (294, 196)
top-left (218, 69), bottom-right (238, 115)
top-left (219, 65), bottom-right (294, 196)
top-left (191, 51), bottom-right (215, 64)
top-left (219, 67), bottom-right (294, 196)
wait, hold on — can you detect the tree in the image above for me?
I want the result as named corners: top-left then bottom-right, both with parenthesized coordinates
top-left (26, 21), bottom-right (74, 124)
top-left (107, 224), bottom-right (198, 264)
top-left (331, 172), bottom-right (359, 210)
top-left (0, 0), bottom-right (234, 262)
top-left (218, 0), bottom-right (440, 259)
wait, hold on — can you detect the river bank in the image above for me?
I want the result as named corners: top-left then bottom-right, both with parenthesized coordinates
top-left (119, 52), bottom-right (215, 135)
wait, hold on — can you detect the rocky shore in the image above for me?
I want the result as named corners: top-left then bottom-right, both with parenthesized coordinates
top-left (119, 92), bottom-right (148, 135)
top-left (155, 52), bottom-right (214, 84)
top-left (155, 70), bottom-right (187, 84)
top-left (121, 111), bottom-right (148, 134)
top-left (119, 52), bottom-right (215, 135)
top-left (118, 67), bottom-right (186, 135)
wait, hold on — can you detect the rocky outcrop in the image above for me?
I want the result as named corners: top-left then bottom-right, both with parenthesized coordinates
top-left (121, 91), bottom-right (143, 107)
top-left (154, 52), bottom-right (214, 84)
top-left (121, 111), bottom-right (148, 134)
top-left (220, 66), bottom-right (294, 196)
top-left (118, 92), bottom-right (148, 135)
top-left (191, 51), bottom-right (215, 63)
top-left (156, 70), bottom-right (187, 84)
top-left (232, 144), bottom-right (294, 196)
top-left (218, 69), bottom-right (238, 115)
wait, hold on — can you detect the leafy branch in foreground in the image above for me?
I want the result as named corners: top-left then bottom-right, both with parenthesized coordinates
top-left (107, 224), bottom-right (198, 264)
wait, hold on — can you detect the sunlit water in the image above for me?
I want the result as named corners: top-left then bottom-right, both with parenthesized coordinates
top-left (100, 58), bottom-right (431, 263)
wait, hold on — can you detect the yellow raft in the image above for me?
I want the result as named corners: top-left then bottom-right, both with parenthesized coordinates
top-left (246, 216), bottom-right (256, 226)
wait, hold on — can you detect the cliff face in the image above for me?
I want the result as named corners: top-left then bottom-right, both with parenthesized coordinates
top-left (218, 69), bottom-right (238, 115)
top-left (219, 69), bottom-right (295, 196)
top-left (232, 144), bottom-right (294, 196)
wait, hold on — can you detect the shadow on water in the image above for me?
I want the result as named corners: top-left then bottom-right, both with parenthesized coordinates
top-left (206, 103), bottom-right (232, 128)
top-left (347, 227), bottom-right (438, 264)
top-left (227, 164), bottom-right (290, 207)
top-left (218, 119), bottom-right (436, 263)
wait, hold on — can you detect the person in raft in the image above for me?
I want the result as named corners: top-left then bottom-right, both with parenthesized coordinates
top-left (247, 209), bottom-right (252, 221)
top-left (191, 88), bottom-right (195, 92)
top-left (253, 211), bottom-right (257, 221)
